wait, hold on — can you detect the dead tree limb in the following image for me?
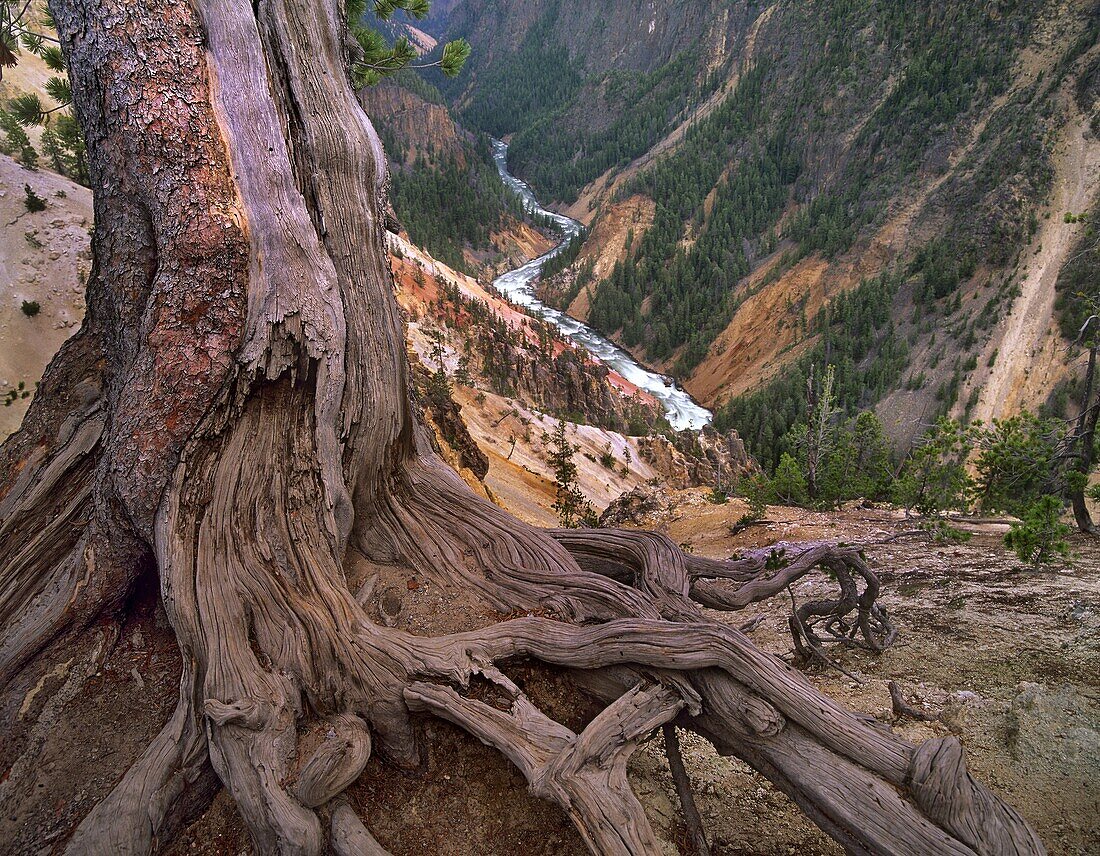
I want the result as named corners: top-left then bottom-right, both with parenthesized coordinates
top-left (663, 724), bottom-right (711, 856)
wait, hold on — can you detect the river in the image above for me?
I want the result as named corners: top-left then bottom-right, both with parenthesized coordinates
top-left (489, 139), bottom-right (712, 431)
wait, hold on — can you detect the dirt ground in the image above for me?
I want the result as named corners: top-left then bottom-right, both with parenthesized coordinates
top-left (3, 492), bottom-right (1095, 855)
top-left (0, 155), bottom-right (91, 437)
top-left (646, 496), bottom-right (1100, 855)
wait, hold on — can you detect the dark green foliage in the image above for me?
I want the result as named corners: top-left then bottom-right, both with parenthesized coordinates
top-left (388, 143), bottom-right (525, 272)
top-left (38, 113), bottom-right (87, 184)
top-left (540, 229), bottom-right (586, 281)
top-left (548, 420), bottom-right (596, 528)
top-left (424, 328), bottom-right (452, 403)
top-left (971, 412), bottom-right (1065, 514)
top-left (909, 239), bottom-right (977, 304)
top-left (508, 50), bottom-right (718, 202)
top-left (891, 418), bottom-right (973, 516)
top-left (790, 2), bottom-right (1042, 259)
top-left (1054, 205), bottom-right (1099, 341)
top-left (20, 299), bottom-right (40, 316)
top-left (819, 411), bottom-right (895, 505)
top-left (447, 0), bottom-right (583, 139)
top-left (22, 184), bottom-right (45, 212)
top-left (440, 0), bottom-right (1052, 391)
top-left (0, 109), bottom-right (36, 168)
top-left (768, 452), bottom-right (808, 506)
top-left (1004, 495), bottom-right (1072, 567)
top-left (715, 272), bottom-right (908, 470)
top-left (919, 519), bottom-right (972, 544)
top-left (2, 381), bottom-right (32, 407)
top-left (735, 475), bottom-right (770, 527)
top-left (348, 0), bottom-right (469, 87)
top-left (588, 67), bottom-right (800, 367)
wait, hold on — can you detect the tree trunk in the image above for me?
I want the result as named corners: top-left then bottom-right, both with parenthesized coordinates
top-left (0, 1), bottom-right (1046, 854)
top-left (1070, 342), bottom-right (1098, 534)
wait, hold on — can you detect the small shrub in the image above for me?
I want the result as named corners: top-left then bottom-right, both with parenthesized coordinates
top-left (771, 452), bottom-right (808, 506)
top-left (20, 300), bottom-right (40, 317)
top-left (1004, 495), bottom-right (1071, 567)
top-left (919, 519), bottom-right (971, 543)
top-left (23, 184), bottom-right (47, 213)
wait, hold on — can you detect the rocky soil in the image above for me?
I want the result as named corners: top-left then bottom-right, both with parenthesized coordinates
top-left (633, 494), bottom-right (1100, 856)
top-left (0, 155), bottom-right (91, 437)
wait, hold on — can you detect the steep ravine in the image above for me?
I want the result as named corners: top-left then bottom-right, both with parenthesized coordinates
top-left (489, 139), bottom-right (712, 431)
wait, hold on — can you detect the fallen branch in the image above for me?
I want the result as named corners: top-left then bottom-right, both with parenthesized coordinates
top-left (663, 724), bottom-right (711, 856)
top-left (889, 681), bottom-right (940, 723)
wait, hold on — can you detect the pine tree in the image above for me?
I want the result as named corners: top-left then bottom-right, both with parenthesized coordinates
top-left (548, 419), bottom-right (595, 528)
top-left (345, 0), bottom-right (469, 87)
top-left (1004, 495), bottom-right (1072, 567)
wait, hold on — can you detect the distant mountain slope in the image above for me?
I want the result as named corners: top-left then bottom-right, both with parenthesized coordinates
top-left (439, 0), bottom-right (1100, 463)
top-left (359, 74), bottom-right (554, 274)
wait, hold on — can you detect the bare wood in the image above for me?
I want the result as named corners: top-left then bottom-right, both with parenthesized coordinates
top-left (889, 680), bottom-right (939, 722)
top-left (407, 678), bottom-right (681, 856)
top-left (330, 800), bottom-right (393, 856)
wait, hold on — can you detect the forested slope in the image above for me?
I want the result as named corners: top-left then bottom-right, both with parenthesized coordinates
top-left (360, 74), bottom-right (543, 273)
top-left (435, 0), bottom-right (1100, 463)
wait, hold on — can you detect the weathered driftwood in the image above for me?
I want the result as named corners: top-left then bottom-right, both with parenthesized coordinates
top-left (0, 1), bottom-right (1044, 854)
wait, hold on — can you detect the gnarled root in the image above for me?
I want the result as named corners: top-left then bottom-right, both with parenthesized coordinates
top-left (406, 670), bottom-right (682, 856)
top-left (7, 0), bottom-right (1037, 852)
top-left (552, 529), bottom-right (897, 656)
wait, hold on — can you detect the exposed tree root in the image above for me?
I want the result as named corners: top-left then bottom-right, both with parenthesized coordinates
top-left (662, 724), bottom-right (711, 856)
top-left (890, 680), bottom-right (941, 722)
top-left (407, 671), bottom-right (681, 855)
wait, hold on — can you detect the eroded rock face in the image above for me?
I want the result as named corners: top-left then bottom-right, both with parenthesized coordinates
top-left (358, 81), bottom-right (468, 168)
top-left (636, 426), bottom-right (754, 491)
top-left (411, 358), bottom-right (490, 483)
top-left (599, 485), bottom-right (675, 528)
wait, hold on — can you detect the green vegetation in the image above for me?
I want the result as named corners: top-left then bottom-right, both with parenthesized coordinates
top-left (442, 0), bottom-right (583, 140)
top-left (715, 272), bottom-right (908, 470)
top-left (738, 399), bottom-right (1089, 560)
top-left (1054, 204), bottom-right (1099, 341)
top-left (589, 66), bottom-right (798, 369)
top-left (892, 418), bottom-right (973, 516)
top-left (1, 4), bottom-right (89, 184)
top-left (22, 184), bottom-right (46, 212)
top-left (37, 113), bottom-right (87, 183)
top-left (0, 110), bottom-right (37, 168)
top-left (346, 0), bottom-right (469, 87)
top-left (387, 137), bottom-right (529, 272)
top-left (3, 381), bottom-right (33, 407)
top-left (548, 419), bottom-right (596, 528)
top-left (446, 1), bottom-right (1055, 415)
top-left (508, 50), bottom-right (719, 202)
top-left (540, 229), bottom-right (586, 281)
top-left (20, 300), bottom-right (40, 316)
top-left (971, 412), bottom-right (1065, 514)
top-left (1004, 495), bottom-right (1072, 567)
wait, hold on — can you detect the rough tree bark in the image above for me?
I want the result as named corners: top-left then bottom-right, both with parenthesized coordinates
top-left (0, 0), bottom-right (1046, 854)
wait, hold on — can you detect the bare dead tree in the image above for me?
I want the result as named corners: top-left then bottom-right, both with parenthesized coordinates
top-left (1067, 314), bottom-right (1099, 534)
top-left (0, 1), bottom-right (1046, 854)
